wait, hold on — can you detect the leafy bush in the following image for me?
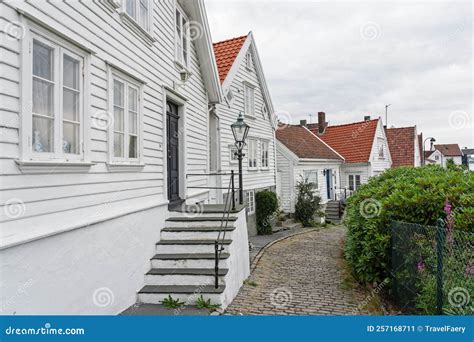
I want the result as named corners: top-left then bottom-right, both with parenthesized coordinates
top-left (344, 165), bottom-right (474, 287)
top-left (294, 177), bottom-right (321, 226)
top-left (255, 190), bottom-right (279, 235)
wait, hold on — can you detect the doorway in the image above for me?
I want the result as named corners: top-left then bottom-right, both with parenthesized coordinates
top-left (166, 101), bottom-right (180, 203)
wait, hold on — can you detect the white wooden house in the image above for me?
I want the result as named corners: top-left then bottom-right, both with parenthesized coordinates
top-left (308, 113), bottom-right (392, 192)
top-left (424, 144), bottom-right (463, 167)
top-left (276, 124), bottom-right (344, 214)
top-left (0, 0), bottom-right (249, 314)
top-left (212, 33), bottom-right (277, 236)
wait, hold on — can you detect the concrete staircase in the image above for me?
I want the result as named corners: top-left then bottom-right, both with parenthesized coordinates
top-left (325, 200), bottom-right (342, 224)
top-left (137, 207), bottom-right (249, 308)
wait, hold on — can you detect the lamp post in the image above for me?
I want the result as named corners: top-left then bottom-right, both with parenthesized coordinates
top-left (231, 112), bottom-right (250, 205)
top-left (423, 137), bottom-right (436, 165)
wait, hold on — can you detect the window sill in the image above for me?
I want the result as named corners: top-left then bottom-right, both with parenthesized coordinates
top-left (260, 167), bottom-right (270, 171)
top-left (174, 60), bottom-right (191, 73)
top-left (15, 160), bottom-right (94, 174)
top-left (244, 114), bottom-right (256, 120)
top-left (107, 162), bottom-right (145, 172)
top-left (248, 168), bottom-right (258, 172)
top-left (119, 12), bottom-right (156, 44)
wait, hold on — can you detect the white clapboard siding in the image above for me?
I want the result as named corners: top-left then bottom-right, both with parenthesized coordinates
top-left (0, 0), bottom-right (212, 245)
top-left (369, 120), bottom-right (392, 175)
top-left (217, 43), bottom-right (276, 194)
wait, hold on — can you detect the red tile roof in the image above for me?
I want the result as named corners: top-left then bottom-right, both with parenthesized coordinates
top-left (309, 119), bottom-right (379, 163)
top-left (213, 35), bottom-right (248, 84)
top-left (385, 126), bottom-right (416, 167)
top-left (276, 125), bottom-right (343, 160)
top-left (434, 144), bottom-right (462, 156)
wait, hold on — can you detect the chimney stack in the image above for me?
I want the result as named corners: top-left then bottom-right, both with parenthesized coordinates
top-left (318, 112), bottom-right (326, 134)
top-left (364, 115), bottom-right (371, 121)
top-left (299, 119), bottom-right (307, 127)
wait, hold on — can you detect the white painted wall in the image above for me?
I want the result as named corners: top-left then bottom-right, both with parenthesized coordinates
top-left (276, 142), bottom-right (295, 213)
top-left (369, 120), bottom-right (392, 175)
top-left (340, 164), bottom-right (370, 190)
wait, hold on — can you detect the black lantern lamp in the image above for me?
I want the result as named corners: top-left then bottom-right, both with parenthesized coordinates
top-left (231, 111), bottom-right (250, 204)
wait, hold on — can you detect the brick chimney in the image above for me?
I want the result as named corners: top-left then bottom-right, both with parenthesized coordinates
top-left (364, 115), bottom-right (371, 121)
top-left (317, 112), bottom-right (326, 134)
top-left (299, 119), bottom-right (307, 127)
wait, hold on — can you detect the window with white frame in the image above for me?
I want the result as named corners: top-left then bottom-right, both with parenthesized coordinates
top-left (27, 32), bottom-right (86, 160)
top-left (378, 138), bottom-right (385, 159)
top-left (229, 145), bottom-right (238, 163)
top-left (244, 84), bottom-right (255, 116)
top-left (348, 174), bottom-right (361, 191)
top-left (124, 0), bottom-right (151, 32)
top-left (304, 170), bottom-right (318, 190)
top-left (261, 140), bottom-right (269, 168)
top-left (246, 52), bottom-right (252, 70)
top-left (110, 72), bottom-right (141, 162)
top-left (248, 139), bottom-right (257, 169)
top-left (175, 6), bottom-right (189, 66)
top-left (246, 190), bottom-right (255, 214)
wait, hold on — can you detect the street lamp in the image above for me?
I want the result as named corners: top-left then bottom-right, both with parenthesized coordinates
top-left (423, 137), bottom-right (436, 165)
top-left (231, 111), bottom-right (250, 205)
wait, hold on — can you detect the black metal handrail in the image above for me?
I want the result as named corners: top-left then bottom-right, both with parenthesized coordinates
top-left (186, 171), bottom-right (237, 288)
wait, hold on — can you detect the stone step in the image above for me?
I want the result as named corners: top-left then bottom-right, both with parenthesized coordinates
top-left (151, 253), bottom-right (230, 269)
top-left (156, 239), bottom-right (232, 254)
top-left (138, 285), bottom-right (225, 305)
top-left (145, 268), bottom-right (228, 286)
top-left (165, 216), bottom-right (237, 228)
top-left (161, 227), bottom-right (235, 240)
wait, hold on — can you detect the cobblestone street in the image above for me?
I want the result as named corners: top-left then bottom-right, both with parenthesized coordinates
top-left (226, 226), bottom-right (370, 315)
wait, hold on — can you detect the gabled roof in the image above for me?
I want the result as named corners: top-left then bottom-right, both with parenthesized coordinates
top-left (462, 148), bottom-right (474, 155)
top-left (213, 35), bottom-right (247, 83)
top-left (434, 144), bottom-right (463, 157)
top-left (309, 119), bottom-right (379, 163)
top-left (385, 126), bottom-right (416, 167)
top-left (276, 125), bottom-right (343, 161)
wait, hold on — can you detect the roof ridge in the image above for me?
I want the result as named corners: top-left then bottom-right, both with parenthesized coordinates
top-left (213, 34), bottom-right (248, 46)
top-left (386, 125), bottom-right (416, 130)
top-left (325, 118), bottom-right (379, 129)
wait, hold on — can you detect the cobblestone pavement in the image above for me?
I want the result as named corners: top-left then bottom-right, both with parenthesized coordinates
top-left (226, 226), bottom-right (371, 315)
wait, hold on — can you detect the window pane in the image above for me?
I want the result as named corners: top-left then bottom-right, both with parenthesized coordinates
top-left (33, 40), bottom-right (53, 80)
top-left (63, 55), bottom-right (79, 90)
top-left (63, 88), bottom-right (79, 121)
top-left (129, 135), bottom-right (137, 158)
top-left (114, 133), bottom-right (124, 157)
top-left (126, 0), bottom-right (136, 18)
top-left (32, 116), bottom-right (53, 152)
top-left (114, 106), bottom-right (124, 131)
top-left (129, 112), bottom-right (137, 135)
top-left (113, 80), bottom-right (124, 107)
top-left (128, 87), bottom-right (138, 112)
top-left (33, 78), bottom-right (54, 116)
top-left (63, 121), bottom-right (79, 154)
top-left (139, 0), bottom-right (148, 30)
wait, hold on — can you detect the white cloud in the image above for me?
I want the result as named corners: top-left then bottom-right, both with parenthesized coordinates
top-left (206, 0), bottom-right (473, 147)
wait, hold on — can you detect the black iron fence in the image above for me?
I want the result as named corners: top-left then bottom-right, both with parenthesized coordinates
top-left (391, 220), bottom-right (473, 315)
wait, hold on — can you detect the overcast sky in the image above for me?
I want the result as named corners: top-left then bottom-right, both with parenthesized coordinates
top-left (206, 0), bottom-right (473, 148)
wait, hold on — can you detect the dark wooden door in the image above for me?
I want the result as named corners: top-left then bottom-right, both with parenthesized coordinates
top-left (167, 102), bottom-right (180, 202)
top-left (326, 169), bottom-right (333, 200)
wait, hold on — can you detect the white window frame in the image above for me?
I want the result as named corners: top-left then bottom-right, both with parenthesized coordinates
top-left (348, 174), bottom-right (361, 191)
top-left (245, 52), bottom-right (252, 70)
top-left (377, 137), bottom-right (385, 160)
top-left (246, 190), bottom-right (255, 214)
top-left (229, 145), bottom-right (238, 164)
top-left (20, 24), bottom-right (90, 163)
top-left (261, 140), bottom-right (269, 169)
top-left (120, 0), bottom-right (154, 41)
top-left (107, 67), bottom-right (144, 165)
top-left (247, 138), bottom-right (258, 169)
top-left (225, 89), bottom-right (234, 106)
top-left (243, 83), bottom-right (255, 117)
top-left (304, 170), bottom-right (318, 190)
top-left (175, 4), bottom-right (190, 67)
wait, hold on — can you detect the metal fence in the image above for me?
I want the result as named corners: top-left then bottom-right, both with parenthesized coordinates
top-left (391, 220), bottom-right (473, 315)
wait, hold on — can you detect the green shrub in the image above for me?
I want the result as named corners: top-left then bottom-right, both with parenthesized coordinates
top-left (344, 165), bottom-right (474, 287)
top-left (255, 190), bottom-right (279, 235)
top-left (294, 177), bottom-right (321, 227)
